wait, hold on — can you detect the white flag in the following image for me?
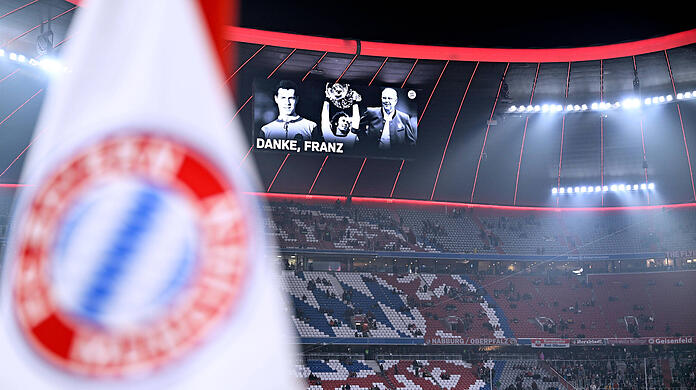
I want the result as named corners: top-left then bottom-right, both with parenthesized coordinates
top-left (0, 1), bottom-right (302, 389)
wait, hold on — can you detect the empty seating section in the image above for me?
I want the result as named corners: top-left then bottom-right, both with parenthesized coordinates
top-left (496, 360), bottom-right (563, 390)
top-left (651, 208), bottom-right (696, 252)
top-left (479, 274), bottom-right (600, 338)
top-left (282, 271), bottom-right (508, 341)
top-left (266, 201), bottom-right (696, 255)
top-left (1, 198), bottom-right (695, 257)
top-left (285, 271), bottom-right (417, 339)
top-left (382, 360), bottom-right (484, 390)
top-left (478, 215), bottom-right (568, 255)
top-left (296, 357), bottom-right (690, 390)
top-left (588, 271), bottom-right (696, 337)
top-left (266, 203), bottom-right (431, 252)
top-left (480, 270), bottom-right (696, 338)
top-left (397, 208), bottom-right (480, 254)
top-left (284, 270), bottom-right (696, 340)
top-left (549, 359), bottom-right (664, 389)
top-left (298, 359), bottom-right (390, 389)
top-left (296, 359), bottom-right (485, 390)
top-left (559, 213), bottom-right (653, 254)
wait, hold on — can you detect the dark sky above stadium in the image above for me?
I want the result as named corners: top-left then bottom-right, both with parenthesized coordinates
top-left (240, 1), bottom-right (694, 49)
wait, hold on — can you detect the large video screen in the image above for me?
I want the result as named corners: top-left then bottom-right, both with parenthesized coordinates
top-left (252, 78), bottom-right (422, 159)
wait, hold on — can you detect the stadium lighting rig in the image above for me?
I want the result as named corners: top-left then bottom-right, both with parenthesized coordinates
top-left (552, 182), bottom-right (655, 195)
top-left (0, 49), bottom-right (66, 74)
top-left (508, 93), bottom-right (695, 115)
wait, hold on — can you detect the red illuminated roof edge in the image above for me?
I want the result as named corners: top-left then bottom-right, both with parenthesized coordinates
top-left (226, 27), bottom-right (696, 63)
top-left (2, 187), bottom-right (693, 211)
top-left (251, 192), bottom-right (696, 213)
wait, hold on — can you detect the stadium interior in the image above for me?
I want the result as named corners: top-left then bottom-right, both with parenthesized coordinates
top-left (1, 1), bottom-right (695, 389)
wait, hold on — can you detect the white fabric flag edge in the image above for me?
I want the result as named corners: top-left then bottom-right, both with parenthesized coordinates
top-left (0, 1), bottom-right (302, 389)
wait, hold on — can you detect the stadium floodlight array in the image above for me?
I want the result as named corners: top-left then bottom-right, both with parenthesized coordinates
top-left (0, 49), bottom-right (66, 74)
top-left (552, 182), bottom-right (654, 195)
top-left (508, 93), bottom-right (695, 114)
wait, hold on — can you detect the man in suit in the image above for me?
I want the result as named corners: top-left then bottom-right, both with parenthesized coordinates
top-left (355, 87), bottom-right (416, 154)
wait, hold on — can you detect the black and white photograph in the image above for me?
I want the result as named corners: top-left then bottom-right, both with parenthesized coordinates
top-left (253, 78), bottom-right (421, 159)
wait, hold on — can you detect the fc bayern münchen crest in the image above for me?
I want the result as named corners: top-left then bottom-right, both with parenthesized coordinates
top-left (10, 133), bottom-right (249, 378)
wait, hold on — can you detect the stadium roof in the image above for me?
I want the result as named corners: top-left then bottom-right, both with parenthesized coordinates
top-left (1, 1), bottom-right (696, 209)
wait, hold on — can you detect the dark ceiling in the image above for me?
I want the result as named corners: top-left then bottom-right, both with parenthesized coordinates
top-left (1, 1), bottom-right (696, 209)
top-left (239, 1), bottom-right (695, 49)
top-left (5, 1), bottom-right (692, 51)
